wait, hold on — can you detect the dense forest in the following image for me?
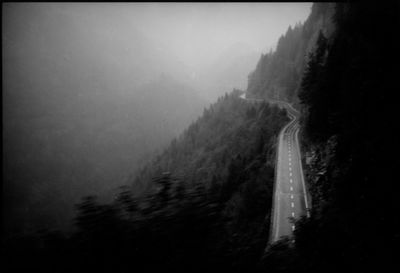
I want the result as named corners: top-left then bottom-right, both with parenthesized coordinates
top-left (4, 90), bottom-right (289, 272)
top-left (133, 89), bottom-right (287, 194)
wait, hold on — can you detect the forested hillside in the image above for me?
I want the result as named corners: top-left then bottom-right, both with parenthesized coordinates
top-left (133, 89), bottom-right (287, 193)
top-left (247, 3), bottom-right (335, 103)
top-left (262, 2), bottom-right (399, 272)
top-left (4, 90), bottom-right (289, 272)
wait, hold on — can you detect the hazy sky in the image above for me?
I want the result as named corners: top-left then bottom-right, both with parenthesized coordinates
top-left (14, 2), bottom-right (312, 70)
top-left (3, 2), bottom-right (313, 233)
top-left (3, 2), bottom-right (312, 94)
top-left (121, 3), bottom-right (313, 68)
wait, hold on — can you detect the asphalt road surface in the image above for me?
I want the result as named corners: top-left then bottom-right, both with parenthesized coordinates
top-left (269, 100), bottom-right (309, 243)
top-left (239, 92), bottom-right (309, 243)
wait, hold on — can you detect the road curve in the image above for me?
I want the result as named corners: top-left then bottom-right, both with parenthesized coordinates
top-left (268, 100), bottom-right (309, 244)
top-left (239, 93), bottom-right (309, 243)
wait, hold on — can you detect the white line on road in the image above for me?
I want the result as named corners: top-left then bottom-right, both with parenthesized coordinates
top-left (289, 167), bottom-right (292, 172)
top-left (292, 212), bottom-right (295, 217)
top-left (292, 225), bottom-right (295, 231)
top-left (291, 202), bottom-right (294, 208)
top-left (290, 172), bottom-right (292, 177)
top-left (295, 126), bottom-right (310, 218)
top-left (291, 194), bottom-right (294, 199)
top-left (290, 186), bottom-right (293, 191)
top-left (290, 179), bottom-right (293, 183)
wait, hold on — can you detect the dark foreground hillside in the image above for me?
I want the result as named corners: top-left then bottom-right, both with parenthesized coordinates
top-left (3, 90), bottom-right (288, 273)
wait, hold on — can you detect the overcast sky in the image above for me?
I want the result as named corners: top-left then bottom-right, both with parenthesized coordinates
top-left (8, 2), bottom-right (311, 70)
top-left (3, 2), bottom-right (313, 95)
top-left (121, 3), bottom-right (312, 67)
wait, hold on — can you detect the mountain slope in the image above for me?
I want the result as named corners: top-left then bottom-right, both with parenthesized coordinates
top-left (4, 90), bottom-right (290, 272)
top-left (133, 90), bottom-right (287, 196)
top-left (247, 3), bottom-right (335, 103)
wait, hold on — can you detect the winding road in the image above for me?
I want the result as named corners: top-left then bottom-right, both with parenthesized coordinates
top-left (239, 92), bottom-right (309, 243)
top-left (269, 100), bottom-right (309, 243)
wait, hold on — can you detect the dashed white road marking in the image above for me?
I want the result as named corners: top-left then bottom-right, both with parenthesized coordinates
top-left (291, 194), bottom-right (294, 199)
top-left (291, 202), bottom-right (294, 208)
top-left (290, 186), bottom-right (293, 191)
top-left (292, 225), bottom-right (295, 231)
top-left (289, 167), bottom-right (292, 172)
top-left (290, 179), bottom-right (293, 183)
top-left (292, 212), bottom-right (295, 217)
top-left (290, 172), bottom-right (292, 177)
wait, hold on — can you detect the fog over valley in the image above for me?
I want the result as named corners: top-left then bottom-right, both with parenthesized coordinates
top-left (3, 3), bottom-right (311, 234)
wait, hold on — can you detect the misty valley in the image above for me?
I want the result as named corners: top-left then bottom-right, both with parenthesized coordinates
top-left (2, 2), bottom-right (398, 273)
